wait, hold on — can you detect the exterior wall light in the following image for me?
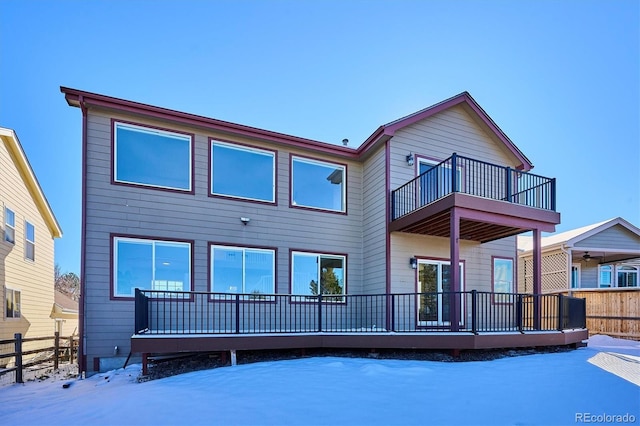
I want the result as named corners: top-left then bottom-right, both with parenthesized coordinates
top-left (240, 217), bottom-right (250, 225)
top-left (406, 153), bottom-right (414, 166)
top-left (410, 257), bottom-right (418, 269)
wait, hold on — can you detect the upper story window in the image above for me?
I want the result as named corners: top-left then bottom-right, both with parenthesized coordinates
top-left (210, 245), bottom-right (275, 297)
top-left (211, 141), bottom-right (276, 203)
top-left (4, 207), bottom-right (15, 244)
top-left (5, 288), bottom-right (21, 318)
top-left (25, 221), bottom-right (35, 261)
top-left (114, 122), bottom-right (192, 192)
top-left (113, 236), bottom-right (192, 298)
top-left (291, 156), bottom-right (346, 213)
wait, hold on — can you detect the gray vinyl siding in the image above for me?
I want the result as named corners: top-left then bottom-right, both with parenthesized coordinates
top-left (390, 233), bottom-right (516, 294)
top-left (362, 144), bottom-right (387, 294)
top-left (579, 263), bottom-right (599, 289)
top-left (574, 225), bottom-right (640, 250)
top-left (83, 111), bottom-right (363, 369)
top-left (388, 104), bottom-right (519, 293)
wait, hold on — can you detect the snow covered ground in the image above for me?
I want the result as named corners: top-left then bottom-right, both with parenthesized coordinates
top-left (0, 335), bottom-right (638, 426)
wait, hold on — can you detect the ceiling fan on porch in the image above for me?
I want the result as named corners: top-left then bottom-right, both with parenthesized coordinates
top-left (582, 252), bottom-right (602, 263)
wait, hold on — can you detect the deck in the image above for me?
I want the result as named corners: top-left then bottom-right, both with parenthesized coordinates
top-left (131, 290), bottom-right (588, 356)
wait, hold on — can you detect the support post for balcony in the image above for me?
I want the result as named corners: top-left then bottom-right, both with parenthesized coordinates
top-left (449, 209), bottom-right (460, 332)
top-left (533, 228), bottom-right (542, 330)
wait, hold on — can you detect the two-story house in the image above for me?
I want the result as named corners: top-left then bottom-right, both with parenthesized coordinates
top-left (62, 88), bottom-right (587, 375)
top-left (0, 127), bottom-right (63, 361)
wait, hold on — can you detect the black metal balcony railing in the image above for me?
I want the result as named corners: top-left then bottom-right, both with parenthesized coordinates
top-left (391, 153), bottom-right (557, 220)
top-left (134, 289), bottom-right (585, 336)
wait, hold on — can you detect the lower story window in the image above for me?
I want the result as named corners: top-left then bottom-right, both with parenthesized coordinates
top-left (6, 288), bottom-right (21, 318)
top-left (599, 264), bottom-right (638, 288)
top-left (492, 257), bottom-right (514, 303)
top-left (291, 251), bottom-right (346, 300)
top-left (210, 245), bottom-right (275, 297)
top-left (113, 237), bottom-right (191, 298)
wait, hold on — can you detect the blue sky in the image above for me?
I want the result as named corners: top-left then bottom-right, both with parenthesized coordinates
top-left (1, 0), bottom-right (638, 275)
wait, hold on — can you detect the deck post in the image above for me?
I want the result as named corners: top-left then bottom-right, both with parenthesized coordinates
top-left (532, 229), bottom-right (542, 330)
top-left (471, 290), bottom-right (478, 334)
top-left (449, 209), bottom-right (460, 332)
top-left (557, 294), bottom-right (564, 331)
top-left (390, 294), bottom-right (395, 332)
top-left (235, 294), bottom-right (240, 334)
top-left (451, 153), bottom-right (458, 193)
top-left (317, 293), bottom-right (323, 332)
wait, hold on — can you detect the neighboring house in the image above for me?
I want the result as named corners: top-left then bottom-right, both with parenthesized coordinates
top-left (517, 217), bottom-right (640, 292)
top-left (62, 87), bottom-right (586, 375)
top-left (50, 290), bottom-right (79, 337)
top-left (0, 127), bottom-right (63, 356)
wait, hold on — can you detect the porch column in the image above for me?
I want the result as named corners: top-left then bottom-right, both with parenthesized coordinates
top-left (450, 209), bottom-right (460, 332)
top-left (532, 228), bottom-right (542, 330)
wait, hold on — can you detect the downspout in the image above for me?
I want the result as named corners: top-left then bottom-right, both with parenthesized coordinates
top-left (78, 95), bottom-right (87, 377)
top-left (560, 245), bottom-right (572, 297)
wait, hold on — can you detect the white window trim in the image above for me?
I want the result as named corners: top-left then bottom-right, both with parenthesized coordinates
top-left (210, 245), bottom-right (276, 295)
top-left (25, 220), bottom-right (35, 261)
top-left (616, 265), bottom-right (639, 288)
top-left (417, 259), bottom-right (465, 326)
top-left (210, 140), bottom-right (276, 203)
top-left (4, 207), bottom-right (15, 244)
top-left (571, 263), bottom-right (581, 289)
top-left (5, 288), bottom-right (21, 319)
top-left (291, 156), bottom-right (346, 213)
top-left (113, 236), bottom-right (192, 298)
top-left (598, 264), bottom-right (613, 288)
top-left (114, 122), bottom-right (193, 191)
top-left (291, 251), bottom-right (347, 298)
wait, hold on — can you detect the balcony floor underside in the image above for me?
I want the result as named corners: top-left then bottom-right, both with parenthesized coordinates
top-left (131, 329), bottom-right (588, 354)
top-left (389, 193), bottom-right (560, 242)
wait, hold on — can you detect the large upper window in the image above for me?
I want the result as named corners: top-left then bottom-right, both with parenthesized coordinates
top-left (492, 257), bottom-right (513, 303)
top-left (25, 221), bottom-right (35, 261)
top-left (114, 122), bottom-right (192, 191)
top-left (211, 141), bottom-right (275, 203)
top-left (210, 245), bottom-right (275, 297)
top-left (291, 251), bottom-right (345, 300)
top-left (113, 237), bottom-right (191, 298)
top-left (6, 288), bottom-right (20, 318)
top-left (291, 157), bottom-right (345, 212)
top-left (4, 207), bottom-right (15, 244)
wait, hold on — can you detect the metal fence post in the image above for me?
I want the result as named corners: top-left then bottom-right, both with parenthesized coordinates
top-left (516, 295), bottom-right (523, 333)
top-left (471, 290), bottom-right (478, 334)
top-left (505, 167), bottom-right (512, 202)
top-left (54, 332), bottom-right (60, 370)
top-left (317, 293), bottom-right (323, 332)
top-left (557, 294), bottom-right (565, 331)
top-left (14, 333), bottom-right (23, 384)
top-left (235, 294), bottom-right (240, 334)
top-left (69, 336), bottom-right (74, 364)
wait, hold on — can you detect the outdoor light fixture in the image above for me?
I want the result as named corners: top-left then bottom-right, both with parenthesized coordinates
top-left (240, 217), bottom-right (250, 225)
top-left (406, 153), bottom-right (414, 166)
top-left (410, 257), bottom-right (418, 269)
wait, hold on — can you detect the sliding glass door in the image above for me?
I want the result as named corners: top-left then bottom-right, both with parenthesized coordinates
top-left (418, 259), bottom-right (464, 326)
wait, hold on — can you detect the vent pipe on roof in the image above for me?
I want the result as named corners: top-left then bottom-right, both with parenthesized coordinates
top-left (342, 138), bottom-right (349, 146)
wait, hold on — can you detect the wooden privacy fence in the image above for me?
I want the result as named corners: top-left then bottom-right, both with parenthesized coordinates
top-left (0, 332), bottom-right (79, 384)
top-left (561, 289), bottom-right (640, 340)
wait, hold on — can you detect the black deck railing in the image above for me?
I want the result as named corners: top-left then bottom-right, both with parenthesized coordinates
top-left (391, 153), bottom-right (556, 220)
top-left (134, 289), bottom-right (585, 335)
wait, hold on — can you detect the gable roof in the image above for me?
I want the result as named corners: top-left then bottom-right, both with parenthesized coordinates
top-left (517, 217), bottom-right (640, 252)
top-left (360, 92), bottom-right (534, 170)
top-left (0, 127), bottom-right (62, 238)
top-left (61, 87), bottom-right (532, 169)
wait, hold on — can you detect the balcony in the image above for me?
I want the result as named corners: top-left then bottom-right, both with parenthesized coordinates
top-left (390, 154), bottom-right (560, 241)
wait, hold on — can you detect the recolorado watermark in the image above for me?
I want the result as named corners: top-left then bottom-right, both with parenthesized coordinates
top-left (576, 413), bottom-right (637, 423)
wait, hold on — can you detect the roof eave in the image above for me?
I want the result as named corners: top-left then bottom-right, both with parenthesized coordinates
top-left (0, 128), bottom-right (62, 238)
